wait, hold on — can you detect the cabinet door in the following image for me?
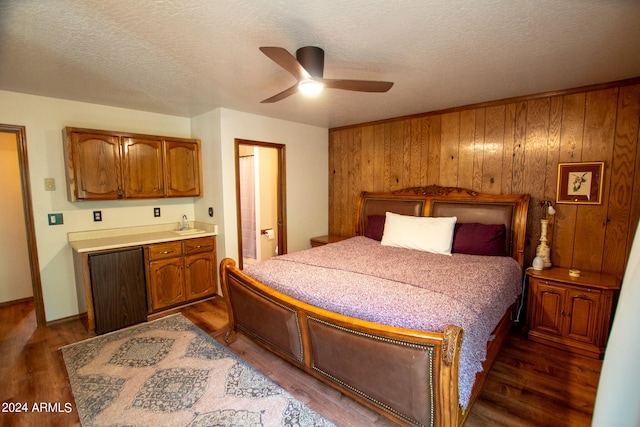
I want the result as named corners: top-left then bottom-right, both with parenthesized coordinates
top-left (71, 132), bottom-right (122, 200)
top-left (185, 252), bottom-right (217, 300)
top-left (149, 258), bottom-right (185, 310)
top-left (563, 289), bottom-right (600, 344)
top-left (165, 139), bottom-right (201, 197)
top-left (122, 137), bottom-right (165, 198)
top-left (530, 280), bottom-right (566, 336)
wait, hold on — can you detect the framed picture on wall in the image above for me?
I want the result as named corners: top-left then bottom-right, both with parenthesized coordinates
top-left (556, 161), bottom-right (604, 204)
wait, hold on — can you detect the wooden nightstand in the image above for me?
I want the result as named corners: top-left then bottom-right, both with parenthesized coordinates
top-left (309, 235), bottom-right (349, 247)
top-left (526, 267), bottom-right (620, 359)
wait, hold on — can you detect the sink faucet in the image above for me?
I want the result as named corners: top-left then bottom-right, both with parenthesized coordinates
top-left (180, 215), bottom-right (189, 230)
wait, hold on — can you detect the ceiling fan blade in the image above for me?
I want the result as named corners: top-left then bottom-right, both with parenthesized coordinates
top-left (261, 83), bottom-right (299, 103)
top-left (322, 78), bottom-right (394, 92)
top-left (260, 47), bottom-right (311, 81)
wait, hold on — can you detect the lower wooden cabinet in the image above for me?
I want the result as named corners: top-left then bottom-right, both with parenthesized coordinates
top-left (526, 268), bottom-right (620, 359)
top-left (185, 252), bottom-right (217, 300)
top-left (146, 236), bottom-right (217, 312)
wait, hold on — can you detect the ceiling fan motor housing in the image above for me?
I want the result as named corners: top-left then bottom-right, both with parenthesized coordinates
top-left (296, 46), bottom-right (324, 78)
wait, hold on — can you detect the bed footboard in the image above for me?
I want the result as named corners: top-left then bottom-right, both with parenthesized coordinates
top-left (221, 258), bottom-right (464, 427)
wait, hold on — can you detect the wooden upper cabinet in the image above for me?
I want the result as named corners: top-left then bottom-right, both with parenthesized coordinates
top-left (122, 137), bottom-right (164, 198)
top-left (63, 127), bottom-right (202, 201)
top-left (165, 139), bottom-right (201, 197)
top-left (66, 131), bottom-right (123, 200)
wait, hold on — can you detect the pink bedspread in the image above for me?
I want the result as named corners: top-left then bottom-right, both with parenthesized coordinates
top-left (243, 236), bottom-right (522, 408)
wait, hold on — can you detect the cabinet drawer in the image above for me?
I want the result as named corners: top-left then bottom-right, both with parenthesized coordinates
top-left (148, 241), bottom-right (182, 261)
top-left (184, 236), bottom-right (215, 255)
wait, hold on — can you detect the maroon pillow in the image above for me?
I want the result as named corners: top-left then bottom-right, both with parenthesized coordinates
top-left (452, 223), bottom-right (507, 256)
top-left (364, 215), bottom-right (386, 241)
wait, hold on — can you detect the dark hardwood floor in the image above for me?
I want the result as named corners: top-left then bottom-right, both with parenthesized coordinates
top-left (0, 297), bottom-right (601, 426)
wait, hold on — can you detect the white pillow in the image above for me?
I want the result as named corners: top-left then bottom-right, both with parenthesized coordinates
top-left (380, 212), bottom-right (457, 255)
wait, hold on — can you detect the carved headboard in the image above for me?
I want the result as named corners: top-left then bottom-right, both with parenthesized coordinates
top-left (356, 186), bottom-right (531, 267)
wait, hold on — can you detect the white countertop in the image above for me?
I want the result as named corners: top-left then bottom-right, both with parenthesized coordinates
top-left (68, 222), bottom-right (217, 253)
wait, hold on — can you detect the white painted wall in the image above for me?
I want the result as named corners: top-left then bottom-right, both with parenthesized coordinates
top-left (0, 132), bottom-right (33, 302)
top-left (0, 90), bottom-right (195, 321)
top-left (191, 109), bottom-right (225, 294)
top-left (592, 221), bottom-right (640, 426)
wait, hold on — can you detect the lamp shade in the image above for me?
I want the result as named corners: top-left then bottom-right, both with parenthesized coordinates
top-left (532, 256), bottom-right (544, 270)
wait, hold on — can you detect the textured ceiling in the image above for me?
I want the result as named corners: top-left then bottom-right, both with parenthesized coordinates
top-left (1, 0), bottom-right (639, 129)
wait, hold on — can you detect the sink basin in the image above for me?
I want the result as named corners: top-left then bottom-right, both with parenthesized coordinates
top-left (171, 229), bottom-right (206, 236)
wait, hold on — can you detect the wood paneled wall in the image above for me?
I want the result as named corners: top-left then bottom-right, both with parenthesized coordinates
top-left (328, 80), bottom-right (640, 279)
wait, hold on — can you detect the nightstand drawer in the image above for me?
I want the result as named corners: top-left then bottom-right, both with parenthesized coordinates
top-left (310, 235), bottom-right (349, 247)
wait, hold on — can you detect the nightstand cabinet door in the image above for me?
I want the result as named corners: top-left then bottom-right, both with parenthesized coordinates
top-left (564, 289), bottom-right (600, 344)
top-left (532, 281), bottom-right (566, 336)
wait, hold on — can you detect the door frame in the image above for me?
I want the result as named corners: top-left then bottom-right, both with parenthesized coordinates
top-left (0, 124), bottom-right (45, 326)
top-left (234, 139), bottom-right (286, 269)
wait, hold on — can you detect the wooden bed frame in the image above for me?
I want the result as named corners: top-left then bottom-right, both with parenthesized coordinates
top-left (220, 185), bottom-right (530, 427)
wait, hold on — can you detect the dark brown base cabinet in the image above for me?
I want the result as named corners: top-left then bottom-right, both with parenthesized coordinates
top-left (89, 247), bottom-right (148, 334)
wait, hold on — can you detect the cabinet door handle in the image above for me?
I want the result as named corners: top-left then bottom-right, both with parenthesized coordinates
top-left (159, 250), bottom-right (174, 255)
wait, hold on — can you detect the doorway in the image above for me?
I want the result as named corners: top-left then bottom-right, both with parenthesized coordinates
top-left (0, 124), bottom-right (45, 326)
top-left (235, 139), bottom-right (286, 270)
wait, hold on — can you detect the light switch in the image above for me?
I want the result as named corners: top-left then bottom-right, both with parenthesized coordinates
top-left (44, 178), bottom-right (56, 191)
top-left (48, 213), bottom-right (63, 225)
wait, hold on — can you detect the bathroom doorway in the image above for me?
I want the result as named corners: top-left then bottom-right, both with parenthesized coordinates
top-left (0, 124), bottom-right (45, 326)
top-left (235, 139), bottom-right (286, 269)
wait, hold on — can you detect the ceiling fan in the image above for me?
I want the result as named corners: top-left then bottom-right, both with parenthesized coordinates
top-left (259, 46), bottom-right (394, 103)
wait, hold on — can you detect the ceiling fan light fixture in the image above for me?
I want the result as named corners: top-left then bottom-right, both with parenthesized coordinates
top-left (298, 79), bottom-right (324, 96)
top-left (259, 46), bottom-right (393, 103)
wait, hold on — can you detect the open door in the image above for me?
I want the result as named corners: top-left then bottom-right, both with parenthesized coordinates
top-left (235, 139), bottom-right (286, 269)
top-left (0, 124), bottom-right (45, 326)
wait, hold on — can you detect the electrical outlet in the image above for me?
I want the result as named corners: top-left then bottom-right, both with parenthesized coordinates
top-left (208, 207), bottom-right (214, 217)
top-left (93, 211), bottom-right (102, 222)
top-left (154, 207), bottom-right (161, 217)
top-left (48, 213), bottom-right (63, 225)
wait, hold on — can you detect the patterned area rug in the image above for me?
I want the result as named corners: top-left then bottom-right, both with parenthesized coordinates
top-left (61, 314), bottom-right (336, 427)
